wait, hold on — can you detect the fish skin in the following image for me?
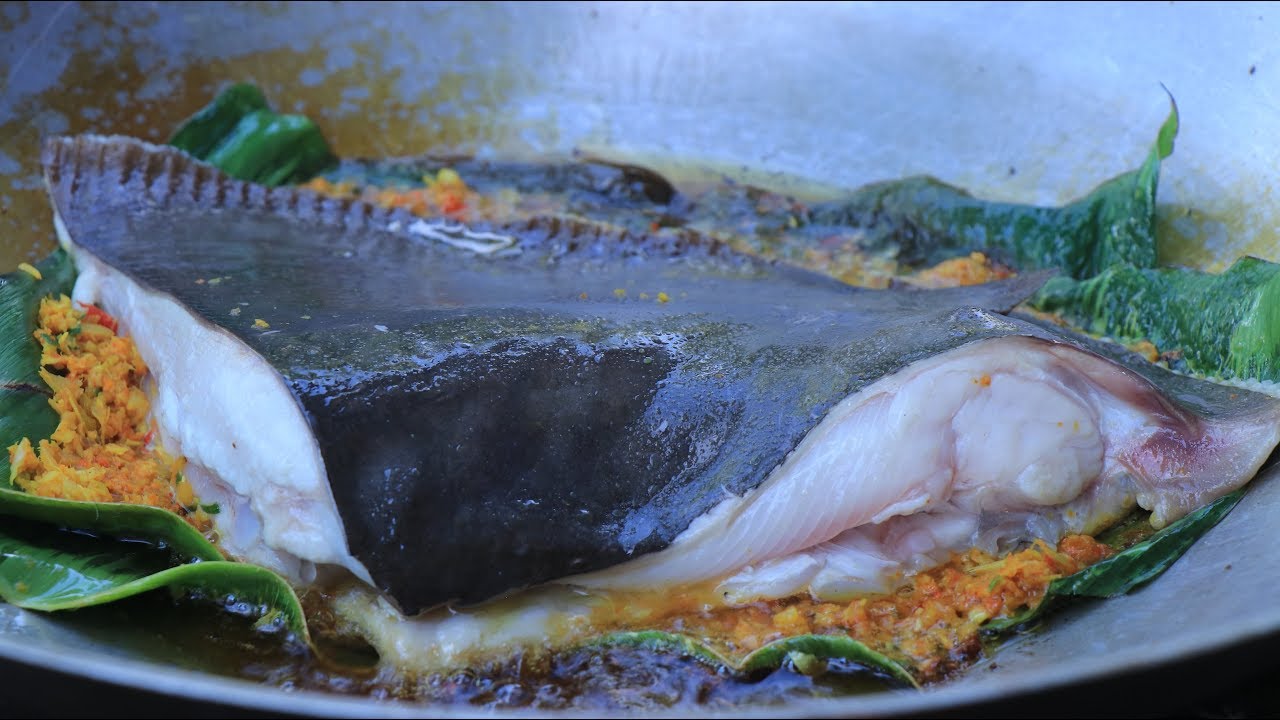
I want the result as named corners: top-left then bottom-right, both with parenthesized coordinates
top-left (41, 135), bottom-right (1276, 614)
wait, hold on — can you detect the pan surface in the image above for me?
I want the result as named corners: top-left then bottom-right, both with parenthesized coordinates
top-left (2, 2), bottom-right (1279, 716)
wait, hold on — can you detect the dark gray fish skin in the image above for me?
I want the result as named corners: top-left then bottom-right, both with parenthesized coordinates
top-left (42, 135), bottom-right (1250, 615)
top-left (327, 154), bottom-right (678, 207)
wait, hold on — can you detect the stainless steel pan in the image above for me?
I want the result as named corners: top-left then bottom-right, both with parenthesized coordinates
top-left (2, 2), bottom-right (1279, 716)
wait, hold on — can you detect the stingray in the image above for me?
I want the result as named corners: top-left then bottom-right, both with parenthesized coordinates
top-left (41, 135), bottom-right (1280, 616)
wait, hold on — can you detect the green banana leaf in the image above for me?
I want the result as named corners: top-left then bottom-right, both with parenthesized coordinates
top-left (0, 516), bottom-right (307, 638)
top-left (0, 249), bottom-right (307, 644)
top-left (168, 83), bottom-right (335, 186)
top-left (984, 488), bottom-right (1245, 634)
top-left (0, 250), bottom-right (76, 484)
top-left (0, 488), bottom-right (221, 563)
top-left (588, 630), bottom-right (918, 688)
top-left (801, 100), bottom-right (1177, 279)
top-left (1031, 256), bottom-right (1280, 382)
top-left (167, 83), bottom-right (269, 159)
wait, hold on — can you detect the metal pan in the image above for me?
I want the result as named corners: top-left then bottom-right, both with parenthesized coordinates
top-left (2, 2), bottom-right (1279, 716)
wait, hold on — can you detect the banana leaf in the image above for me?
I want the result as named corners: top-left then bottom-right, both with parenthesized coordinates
top-left (800, 100), bottom-right (1178, 280)
top-left (0, 249), bottom-right (308, 643)
top-left (0, 489), bottom-right (221, 563)
top-left (1030, 256), bottom-right (1280, 382)
top-left (587, 631), bottom-right (918, 688)
top-left (167, 83), bottom-right (269, 159)
top-left (168, 83), bottom-right (335, 186)
top-left (0, 250), bottom-right (76, 484)
top-left (0, 516), bottom-right (307, 639)
top-left (984, 488), bottom-right (1245, 634)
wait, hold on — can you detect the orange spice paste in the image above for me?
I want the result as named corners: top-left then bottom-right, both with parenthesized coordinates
top-left (604, 534), bottom-right (1112, 682)
top-left (7, 295), bottom-right (215, 534)
top-left (304, 168), bottom-right (474, 221)
top-left (905, 251), bottom-right (1017, 289)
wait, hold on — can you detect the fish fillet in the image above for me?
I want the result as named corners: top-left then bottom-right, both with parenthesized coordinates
top-left (573, 335), bottom-right (1280, 602)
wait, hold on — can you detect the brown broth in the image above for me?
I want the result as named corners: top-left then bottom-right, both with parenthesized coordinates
top-left (45, 589), bottom-right (905, 710)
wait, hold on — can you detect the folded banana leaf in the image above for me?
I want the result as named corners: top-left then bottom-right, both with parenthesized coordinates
top-left (0, 254), bottom-right (309, 643)
top-left (0, 516), bottom-right (306, 637)
top-left (798, 102), bottom-right (1176, 279)
top-left (1031, 257), bottom-right (1280, 382)
top-left (0, 488), bottom-right (220, 563)
top-left (167, 83), bottom-right (270, 159)
top-left (0, 494), bottom-right (309, 642)
top-left (168, 82), bottom-right (335, 186)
